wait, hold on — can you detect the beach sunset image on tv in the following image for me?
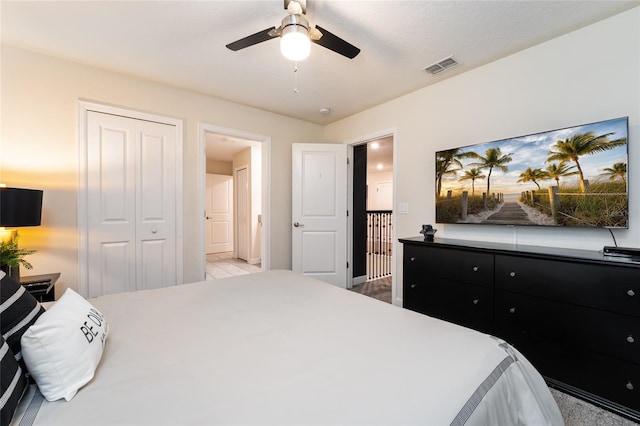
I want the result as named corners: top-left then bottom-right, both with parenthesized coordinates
top-left (435, 117), bottom-right (629, 228)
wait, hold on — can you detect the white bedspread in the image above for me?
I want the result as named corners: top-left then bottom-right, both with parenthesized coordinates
top-left (18, 270), bottom-right (563, 425)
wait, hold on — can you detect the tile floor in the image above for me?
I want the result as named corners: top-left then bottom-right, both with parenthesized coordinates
top-left (205, 252), bottom-right (262, 280)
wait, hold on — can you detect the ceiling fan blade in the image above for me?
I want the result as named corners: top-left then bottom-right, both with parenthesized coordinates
top-left (312, 25), bottom-right (360, 59)
top-left (226, 28), bottom-right (277, 51)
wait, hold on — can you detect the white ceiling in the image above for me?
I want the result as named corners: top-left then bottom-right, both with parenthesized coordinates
top-left (2, 0), bottom-right (638, 126)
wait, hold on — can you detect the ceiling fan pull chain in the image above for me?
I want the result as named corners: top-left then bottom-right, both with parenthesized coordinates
top-left (293, 61), bottom-right (300, 93)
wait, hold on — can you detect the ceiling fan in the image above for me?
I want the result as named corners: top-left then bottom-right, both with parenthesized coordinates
top-left (226, 0), bottom-right (360, 60)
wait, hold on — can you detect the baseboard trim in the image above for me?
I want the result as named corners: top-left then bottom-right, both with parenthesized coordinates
top-left (353, 275), bottom-right (367, 285)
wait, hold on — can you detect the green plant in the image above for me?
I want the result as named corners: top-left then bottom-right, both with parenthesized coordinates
top-left (0, 235), bottom-right (36, 270)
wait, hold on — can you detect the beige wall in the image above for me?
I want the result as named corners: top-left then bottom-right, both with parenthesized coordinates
top-left (325, 7), bottom-right (640, 303)
top-left (1, 44), bottom-right (325, 296)
top-left (206, 159), bottom-right (232, 175)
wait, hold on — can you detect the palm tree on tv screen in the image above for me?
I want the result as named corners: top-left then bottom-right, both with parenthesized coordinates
top-left (546, 132), bottom-right (627, 192)
top-left (517, 167), bottom-right (549, 190)
top-left (436, 149), bottom-right (465, 197)
top-left (601, 162), bottom-right (627, 184)
top-left (545, 162), bottom-right (578, 187)
top-left (467, 147), bottom-right (513, 205)
top-left (458, 168), bottom-right (486, 195)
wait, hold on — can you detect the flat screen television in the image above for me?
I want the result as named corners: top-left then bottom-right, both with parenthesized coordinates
top-left (435, 117), bottom-right (629, 228)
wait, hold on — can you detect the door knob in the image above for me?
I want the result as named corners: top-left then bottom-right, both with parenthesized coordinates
top-left (151, 228), bottom-right (158, 234)
top-left (293, 222), bottom-right (304, 227)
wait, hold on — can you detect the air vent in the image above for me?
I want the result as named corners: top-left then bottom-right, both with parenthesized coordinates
top-left (422, 56), bottom-right (460, 75)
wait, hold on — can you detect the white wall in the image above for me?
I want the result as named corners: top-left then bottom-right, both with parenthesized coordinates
top-left (1, 44), bottom-right (325, 296)
top-left (324, 7), bottom-right (640, 303)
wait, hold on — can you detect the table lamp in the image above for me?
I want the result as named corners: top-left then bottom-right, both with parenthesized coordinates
top-left (0, 187), bottom-right (43, 281)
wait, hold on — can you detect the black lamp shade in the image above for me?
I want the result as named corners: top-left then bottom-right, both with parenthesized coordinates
top-left (0, 187), bottom-right (43, 227)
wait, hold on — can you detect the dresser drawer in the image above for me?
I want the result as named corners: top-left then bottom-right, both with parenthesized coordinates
top-left (495, 255), bottom-right (640, 316)
top-left (499, 325), bottom-right (640, 413)
top-left (495, 291), bottom-right (640, 364)
top-left (404, 244), bottom-right (493, 288)
top-left (404, 272), bottom-right (493, 333)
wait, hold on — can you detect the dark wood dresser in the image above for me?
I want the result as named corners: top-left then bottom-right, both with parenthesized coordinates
top-left (399, 236), bottom-right (640, 422)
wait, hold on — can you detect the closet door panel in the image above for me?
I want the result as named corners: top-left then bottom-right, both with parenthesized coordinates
top-left (136, 121), bottom-right (177, 290)
top-left (87, 112), bottom-right (136, 297)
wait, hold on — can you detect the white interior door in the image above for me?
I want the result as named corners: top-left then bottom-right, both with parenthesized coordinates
top-left (376, 181), bottom-right (393, 210)
top-left (292, 143), bottom-right (348, 287)
top-left (86, 111), bottom-right (178, 297)
top-left (236, 167), bottom-right (249, 261)
top-left (206, 174), bottom-right (233, 254)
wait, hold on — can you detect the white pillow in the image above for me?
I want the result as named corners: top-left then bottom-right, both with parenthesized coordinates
top-left (21, 288), bottom-right (109, 401)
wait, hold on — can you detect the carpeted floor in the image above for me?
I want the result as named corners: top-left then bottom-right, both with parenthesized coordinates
top-left (350, 276), bottom-right (639, 426)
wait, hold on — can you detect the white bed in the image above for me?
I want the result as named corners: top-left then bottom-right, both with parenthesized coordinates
top-left (13, 270), bottom-right (563, 425)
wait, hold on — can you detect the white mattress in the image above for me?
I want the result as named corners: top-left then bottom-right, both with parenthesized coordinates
top-left (15, 270), bottom-right (563, 425)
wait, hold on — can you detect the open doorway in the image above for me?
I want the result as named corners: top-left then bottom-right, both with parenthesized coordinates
top-left (198, 124), bottom-right (270, 281)
top-left (350, 136), bottom-right (394, 303)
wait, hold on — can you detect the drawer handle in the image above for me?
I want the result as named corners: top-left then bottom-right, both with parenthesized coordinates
top-left (410, 284), bottom-right (417, 289)
top-left (472, 299), bottom-right (479, 305)
top-left (627, 335), bottom-right (635, 344)
top-left (509, 272), bottom-right (516, 278)
top-left (628, 289), bottom-right (636, 297)
top-left (509, 307), bottom-right (516, 314)
top-left (410, 257), bottom-right (416, 262)
top-left (472, 266), bottom-right (479, 272)
top-left (626, 381), bottom-right (634, 391)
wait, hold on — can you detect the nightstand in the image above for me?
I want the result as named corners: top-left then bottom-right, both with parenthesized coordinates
top-left (20, 272), bottom-right (60, 302)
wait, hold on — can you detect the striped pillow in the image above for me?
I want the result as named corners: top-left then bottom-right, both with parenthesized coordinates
top-left (1, 335), bottom-right (28, 426)
top-left (0, 272), bottom-right (45, 370)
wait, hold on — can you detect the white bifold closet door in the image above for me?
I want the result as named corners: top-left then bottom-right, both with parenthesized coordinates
top-left (86, 111), bottom-right (178, 298)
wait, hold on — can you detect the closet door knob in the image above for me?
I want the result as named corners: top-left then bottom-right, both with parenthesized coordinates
top-left (410, 257), bottom-right (416, 262)
top-left (628, 289), bottom-right (636, 297)
top-left (626, 381), bottom-right (634, 391)
top-left (509, 307), bottom-right (516, 314)
top-left (627, 335), bottom-right (635, 344)
top-left (509, 272), bottom-right (516, 277)
top-left (410, 284), bottom-right (417, 289)
top-left (472, 266), bottom-right (479, 272)
top-left (472, 299), bottom-right (479, 305)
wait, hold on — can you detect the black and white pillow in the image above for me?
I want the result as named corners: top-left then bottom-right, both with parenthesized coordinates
top-left (1, 335), bottom-right (28, 426)
top-left (0, 271), bottom-right (45, 369)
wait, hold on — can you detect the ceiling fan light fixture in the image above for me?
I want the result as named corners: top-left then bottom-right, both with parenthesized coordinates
top-left (280, 24), bottom-right (311, 61)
